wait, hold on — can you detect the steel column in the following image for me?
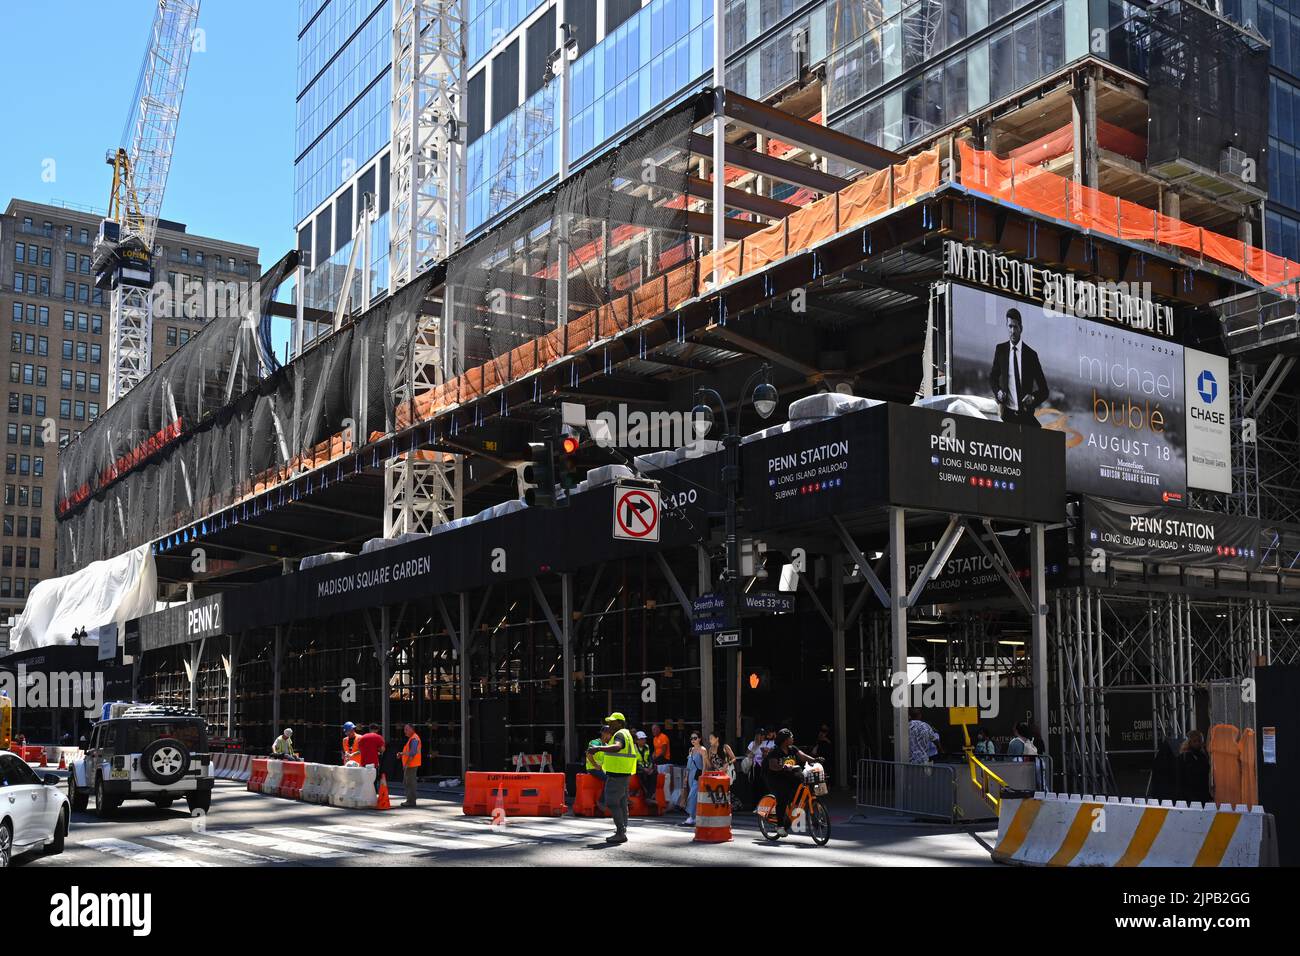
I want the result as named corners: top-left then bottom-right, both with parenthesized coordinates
top-left (888, 507), bottom-right (909, 763)
top-left (1029, 523), bottom-right (1049, 743)
top-left (830, 554), bottom-right (849, 782)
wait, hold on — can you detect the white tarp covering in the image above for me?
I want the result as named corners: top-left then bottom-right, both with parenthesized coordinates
top-left (11, 544), bottom-right (157, 652)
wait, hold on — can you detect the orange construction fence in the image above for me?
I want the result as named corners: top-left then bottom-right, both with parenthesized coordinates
top-left (462, 771), bottom-right (567, 817)
top-left (1208, 723), bottom-right (1260, 808)
top-left (958, 140), bottom-right (1300, 289)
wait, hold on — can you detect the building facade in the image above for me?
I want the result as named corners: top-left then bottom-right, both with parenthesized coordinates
top-left (295, 0), bottom-right (393, 331)
top-left (0, 199), bottom-right (258, 622)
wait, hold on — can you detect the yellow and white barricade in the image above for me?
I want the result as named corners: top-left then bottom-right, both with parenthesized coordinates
top-left (993, 791), bottom-right (1276, 867)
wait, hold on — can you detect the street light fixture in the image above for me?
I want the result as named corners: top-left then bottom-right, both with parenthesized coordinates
top-left (692, 364), bottom-right (779, 737)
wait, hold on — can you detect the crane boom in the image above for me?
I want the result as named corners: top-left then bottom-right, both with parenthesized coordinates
top-left (99, 0), bottom-right (201, 406)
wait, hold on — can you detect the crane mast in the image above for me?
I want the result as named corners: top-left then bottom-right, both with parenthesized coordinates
top-left (96, 0), bottom-right (201, 407)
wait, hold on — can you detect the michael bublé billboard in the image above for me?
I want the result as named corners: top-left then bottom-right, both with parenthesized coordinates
top-left (949, 283), bottom-right (1187, 506)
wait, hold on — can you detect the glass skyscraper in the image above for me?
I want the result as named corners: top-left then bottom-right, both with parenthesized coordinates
top-left (295, 0), bottom-right (393, 322)
top-left (297, 0), bottom-right (1292, 308)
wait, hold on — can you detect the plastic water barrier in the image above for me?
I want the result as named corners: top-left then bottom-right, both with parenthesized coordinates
top-left (247, 757), bottom-right (378, 809)
top-left (992, 791), bottom-right (1278, 867)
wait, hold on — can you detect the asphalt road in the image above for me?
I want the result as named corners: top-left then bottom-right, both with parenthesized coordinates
top-left (12, 778), bottom-right (997, 867)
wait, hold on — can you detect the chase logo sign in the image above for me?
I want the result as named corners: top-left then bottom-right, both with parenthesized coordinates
top-left (1196, 369), bottom-right (1218, 405)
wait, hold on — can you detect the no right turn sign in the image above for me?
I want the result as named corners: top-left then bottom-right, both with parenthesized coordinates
top-left (613, 485), bottom-right (660, 542)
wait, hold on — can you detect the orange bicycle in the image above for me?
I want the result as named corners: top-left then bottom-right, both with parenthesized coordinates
top-left (756, 763), bottom-right (831, 845)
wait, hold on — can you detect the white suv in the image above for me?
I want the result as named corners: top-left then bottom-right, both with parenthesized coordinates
top-left (68, 705), bottom-right (214, 817)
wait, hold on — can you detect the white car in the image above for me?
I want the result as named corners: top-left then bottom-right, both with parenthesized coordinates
top-left (1, 750), bottom-right (69, 866)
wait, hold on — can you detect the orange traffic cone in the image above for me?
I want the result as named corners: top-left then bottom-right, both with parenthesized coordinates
top-left (491, 780), bottom-right (508, 827)
top-left (376, 773), bottom-right (391, 810)
top-left (38, 750), bottom-right (47, 768)
top-left (57, 754), bottom-right (66, 770)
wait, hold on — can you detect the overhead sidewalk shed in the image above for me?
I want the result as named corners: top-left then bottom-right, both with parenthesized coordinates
top-left (123, 400), bottom-right (1066, 774)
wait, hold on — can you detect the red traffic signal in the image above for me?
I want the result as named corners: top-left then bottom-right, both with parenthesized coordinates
top-left (560, 434), bottom-right (580, 455)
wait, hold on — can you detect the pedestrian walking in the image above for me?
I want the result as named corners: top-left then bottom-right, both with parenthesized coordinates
top-left (706, 731), bottom-right (735, 777)
top-left (400, 723), bottom-right (422, 807)
top-left (810, 724), bottom-right (833, 762)
top-left (1006, 722), bottom-right (1038, 761)
top-left (907, 710), bottom-right (939, 764)
top-left (973, 728), bottom-right (996, 757)
top-left (682, 730), bottom-right (706, 826)
top-left (1176, 730), bottom-right (1213, 804)
top-left (586, 712), bottom-right (639, 845)
top-left (744, 727), bottom-right (772, 807)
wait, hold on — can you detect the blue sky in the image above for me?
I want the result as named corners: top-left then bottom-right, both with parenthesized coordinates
top-left (1, 0), bottom-right (297, 274)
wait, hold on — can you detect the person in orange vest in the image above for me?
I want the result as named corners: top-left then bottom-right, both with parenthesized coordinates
top-left (342, 722), bottom-right (362, 765)
top-left (399, 723), bottom-right (422, 807)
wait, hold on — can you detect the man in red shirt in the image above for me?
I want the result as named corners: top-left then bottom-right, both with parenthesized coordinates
top-left (356, 723), bottom-right (386, 793)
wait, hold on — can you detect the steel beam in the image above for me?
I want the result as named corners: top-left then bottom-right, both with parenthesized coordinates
top-left (888, 507), bottom-right (909, 763)
top-left (723, 92), bottom-right (900, 172)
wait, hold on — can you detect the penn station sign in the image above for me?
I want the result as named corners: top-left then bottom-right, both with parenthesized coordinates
top-left (746, 403), bottom-right (1066, 531)
top-left (943, 240), bottom-right (1176, 338)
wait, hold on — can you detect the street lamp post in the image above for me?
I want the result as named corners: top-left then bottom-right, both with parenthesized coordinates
top-left (693, 365), bottom-right (778, 740)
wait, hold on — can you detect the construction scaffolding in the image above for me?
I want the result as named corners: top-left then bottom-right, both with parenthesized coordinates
top-left (1049, 587), bottom-right (1300, 796)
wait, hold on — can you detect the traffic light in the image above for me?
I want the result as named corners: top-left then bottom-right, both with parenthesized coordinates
top-left (557, 428), bottom-right (581, 492)
top-left (522, 440), bottom-right (557, 508)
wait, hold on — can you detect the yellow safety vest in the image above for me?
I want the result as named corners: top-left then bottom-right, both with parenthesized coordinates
top-left (585, 739), bottom-right (606, 771)
top-left (603, 728), bottom-right (638, 774)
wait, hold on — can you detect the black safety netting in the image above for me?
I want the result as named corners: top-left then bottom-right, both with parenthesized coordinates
top-left (57, 268), bottom-right (434, 570)
top-left (58, 94), bottom-right (717, 571)
top-left (446, 93), bottom-right (709, 374)
top-left (1144, 0), bottom-right (1269, 182)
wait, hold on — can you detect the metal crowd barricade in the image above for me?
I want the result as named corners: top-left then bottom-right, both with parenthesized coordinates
top-left (851, 755), bottom-right (1054, 824)
top-left (852, 758), bottom-right (959, 824)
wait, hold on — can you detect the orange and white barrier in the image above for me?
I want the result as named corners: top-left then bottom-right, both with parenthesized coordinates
top-left (261, 758), bottom-right (284, 797)
top-left (247, 758), bottom-right (378, 809)
top-left (694, 771), bottom-right (733, 843)
top-left (993, 792), bottom-right (1277, 867)
top-left (511, 752), bottom-right (554, 772)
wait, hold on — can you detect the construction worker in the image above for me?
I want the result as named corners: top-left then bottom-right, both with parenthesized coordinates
top-left (399, 723), bottom-right (422, 807)
top-left (585, 725), bottom-right (611, 813)
top-left (585, 711), bottom-right (638, 844)
top-left (633, 730), bottom-right (659, 813)
top-left (272, 728), bottom-right (300, 760)
top-left (357, 723), bottom-right (386, 793)
top-left (342, 722), bottom-right (362, 765)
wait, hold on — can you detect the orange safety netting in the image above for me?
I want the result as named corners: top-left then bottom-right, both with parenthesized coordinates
top-left (957, 140), bottom-right (1300, 289)
top-left (369, 150), bottom-right (945, 441)
top-left (1008, 120), bottom-right (1147, 167)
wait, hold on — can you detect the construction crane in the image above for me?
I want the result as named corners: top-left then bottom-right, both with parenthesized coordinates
top-left (95, 0), bottom-right (202, 407)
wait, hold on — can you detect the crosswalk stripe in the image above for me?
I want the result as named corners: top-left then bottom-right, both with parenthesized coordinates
top-left (209, 828), bottom-right (358, 859)
top-left (321, 824), bottom-right (520, 851)
top-left (146, 834), bottom-right (289, 864)
top-left (420, 814), bottom-right (620, 842)
top-left (82, 838), bottom-right (219, 867)
top-left (263, 826), bottom-right (425, 855)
